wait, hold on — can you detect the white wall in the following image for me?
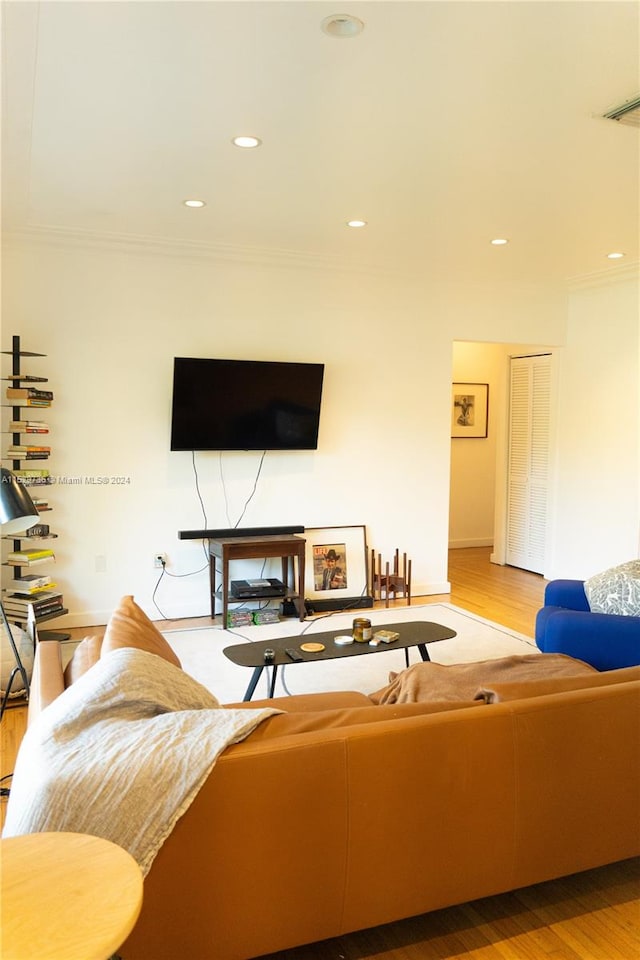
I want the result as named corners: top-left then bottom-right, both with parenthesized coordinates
top-left (449, 343), bottom-right (498, 547)
top-left (2, 235), bottom-right (572, 625)
top-left (548, 272), bottom-right (640, 579)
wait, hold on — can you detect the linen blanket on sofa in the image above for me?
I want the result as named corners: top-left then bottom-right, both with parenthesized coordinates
top-left (2, 648), bottom-right (279, 875)
top-left (369, 653), bottom-right (596, 704)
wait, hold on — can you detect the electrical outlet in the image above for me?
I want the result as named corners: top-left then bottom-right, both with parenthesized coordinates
top-left (154, 553), bottom-right (167, 569)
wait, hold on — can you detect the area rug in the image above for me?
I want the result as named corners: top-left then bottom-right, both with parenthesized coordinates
top-left (162, 603), bottom-right (538, 704)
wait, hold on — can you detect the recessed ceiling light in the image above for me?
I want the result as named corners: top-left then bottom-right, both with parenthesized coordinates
top-left (346, 219), bottom-right (367, 228)
top-left (607, 251), bottom-right (625, 259)
top-left (321, 14), bottom-right (365, 38)
top-left (491, 238), bottom-right (509, 246)
top-left (232, 136), bottom-right (262, 148)
top-left (183, 199), bottom-right (206, 208)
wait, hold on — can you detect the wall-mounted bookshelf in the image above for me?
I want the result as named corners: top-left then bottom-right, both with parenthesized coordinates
top-left (2, 335), bottom-right (68, 640)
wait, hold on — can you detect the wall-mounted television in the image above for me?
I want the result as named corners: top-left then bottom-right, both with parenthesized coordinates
top-left (170, 357), bottom-right (325, 451)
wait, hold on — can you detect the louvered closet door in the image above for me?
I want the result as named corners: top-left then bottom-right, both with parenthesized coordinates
top-left (506, 354), bottom-right (551, 574)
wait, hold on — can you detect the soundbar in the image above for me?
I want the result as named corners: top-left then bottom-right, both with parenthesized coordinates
top-left (306, 596), bottom-right (374, 613)
top-left (178, 525), bottom-right (305, 540)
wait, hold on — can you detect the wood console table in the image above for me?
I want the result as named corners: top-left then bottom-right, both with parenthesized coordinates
top-left (208, 534), bottom-right (306, 628)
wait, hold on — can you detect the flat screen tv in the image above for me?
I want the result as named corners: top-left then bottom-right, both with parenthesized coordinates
top-left (170, 357), bottom-right (325, 451)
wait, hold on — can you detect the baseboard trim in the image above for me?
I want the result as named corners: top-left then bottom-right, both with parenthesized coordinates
top-left (412, 581), bottom-right (451, 596)
top-left (46, 585), bottom-right (453, 630)
top-left (448, 539), bottom-right (494, 549)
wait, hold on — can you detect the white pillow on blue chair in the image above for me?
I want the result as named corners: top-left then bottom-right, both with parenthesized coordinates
top-left (584, 560), bottom-right (640, 617)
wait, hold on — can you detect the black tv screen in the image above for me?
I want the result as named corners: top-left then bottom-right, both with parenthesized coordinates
top-left (170, 357), bottom-right (325, 451)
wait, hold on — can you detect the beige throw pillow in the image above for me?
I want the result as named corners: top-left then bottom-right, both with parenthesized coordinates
top-left (63, 634), bottom-right (104, 687)
top-left (101, 595), bottom-right (181, 668)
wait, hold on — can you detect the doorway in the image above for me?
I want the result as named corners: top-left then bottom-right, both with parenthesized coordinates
top-left (449, 342), bottom-right (554, 573)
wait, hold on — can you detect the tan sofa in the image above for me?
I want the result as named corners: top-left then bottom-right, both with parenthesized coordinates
top-left (28, 614), bottom-right (640, 960)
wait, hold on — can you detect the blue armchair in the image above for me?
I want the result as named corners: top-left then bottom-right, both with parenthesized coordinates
top-left (535, 579), bottom-right (640, 671)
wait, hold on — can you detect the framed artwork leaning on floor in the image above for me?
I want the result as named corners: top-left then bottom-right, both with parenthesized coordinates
top-left (304, 525), bottom-right (368, 603)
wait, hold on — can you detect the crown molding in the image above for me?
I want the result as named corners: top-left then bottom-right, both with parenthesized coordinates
top-left (1, 223), bottom-right (413, 282)
top-left (6, 223), bottom-right (634, 292)
top-left (566, 261), bottom-right (640, 290)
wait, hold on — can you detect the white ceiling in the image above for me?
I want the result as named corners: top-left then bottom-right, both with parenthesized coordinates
top-left (2, 1), bottom-right (639, 286)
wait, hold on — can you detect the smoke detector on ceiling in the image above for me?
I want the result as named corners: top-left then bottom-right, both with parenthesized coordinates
top-left (602, 94), bottom-right (640, 128)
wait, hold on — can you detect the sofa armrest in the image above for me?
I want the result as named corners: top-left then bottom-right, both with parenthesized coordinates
top-left (537, 608), bottom-right (640, 671)
top-left (28, 640), bottom-right (65, 726)
top-left (544, 579), bottom-right (589, 611)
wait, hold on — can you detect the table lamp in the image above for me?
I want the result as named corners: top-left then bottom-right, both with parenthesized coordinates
top-left (1, 467), bottom-right (40, 718)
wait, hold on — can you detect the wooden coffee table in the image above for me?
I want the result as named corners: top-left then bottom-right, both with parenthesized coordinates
top-left (223, 620), bottom-right (456, 701)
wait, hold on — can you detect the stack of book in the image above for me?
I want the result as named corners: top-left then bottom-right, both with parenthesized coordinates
top-left (5, 386), bottom-right (53, 407)
top-left (2, 589), bottom-right (64, 621)
top-left (5, 444), bottom-right (51, 460)
top-left (8, 420), bottom-right (49, 434)
top-left (6, 547), bottom-right (55, 566)
top-left (6, 573), bottom-right (55, 594)
top-left (31, 497), bottom-right (51, 512)
top-left (11, 468), bottom-right (52, 484)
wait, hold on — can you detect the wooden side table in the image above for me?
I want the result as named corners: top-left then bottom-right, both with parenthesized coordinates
top-left (208, 534), bottom-right (306, 627)
top-left (1, 832), bottom-right (143, 960)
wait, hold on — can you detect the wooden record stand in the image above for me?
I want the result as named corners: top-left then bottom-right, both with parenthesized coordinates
top-left (370, 548), bottom-right (412, 607)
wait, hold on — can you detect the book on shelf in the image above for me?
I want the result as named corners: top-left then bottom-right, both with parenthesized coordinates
top-left (7, 555), bottom-right (53, 566)
top-left (8, 398), bottom-right (51, 407)
top-left (19, 476), bottom-right (54, 486)
top-left (7, 573), bottom-right (53, 591)
top-left (2, 590), bottom-right (62, 613)
top-left (5, 375), bottom-right (48, 382)
top-left (8, 421), bottom-right (49, 433)
top-left (3, 585), bottom-right (62, 600)
top-left (12, 468), bottom-right (50, 478)
top-left (4, 596), bottom-right (64, 612)
top-left (3, 598), bottom-right (65, 620)
top-left (7, 583), bottom-right (58, 600)
top-left (7, 547), bottom-right (55, 563)
top-left (7, 585), bottom-right (58, 601)
top-left (6, 387), bottom-right (54, 401)
top-left (6, 451), bottom-right (50, 460)
top-left (2, 589), bottom-right (63, 608)
top-left (6, 445), bottom-right (51, 453)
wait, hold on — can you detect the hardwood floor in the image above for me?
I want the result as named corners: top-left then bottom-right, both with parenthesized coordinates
top-left (2, 550), bottom-right (638, 959)
top-left (258, 858), bottom-right (640, 960)
top-left (434, 546), bottom-right (547, 638)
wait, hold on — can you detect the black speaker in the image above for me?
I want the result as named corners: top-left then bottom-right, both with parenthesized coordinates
top-left (178, 525), bottom-right (305, 540)
top-left (305, 596), bottom-right (374, 613)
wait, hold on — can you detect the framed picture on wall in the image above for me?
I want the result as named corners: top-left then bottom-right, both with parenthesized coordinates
top-left (304, 525), bottom-right (368, 602)
top-left (451, 383), bottom-right (489, 438)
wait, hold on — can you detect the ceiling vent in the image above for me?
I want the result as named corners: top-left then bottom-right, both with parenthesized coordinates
top-left (602, 94), bottom-right (640, 128)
